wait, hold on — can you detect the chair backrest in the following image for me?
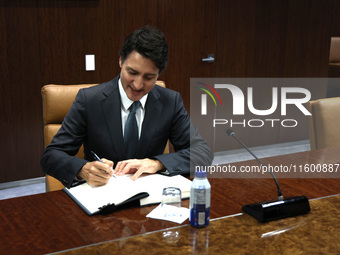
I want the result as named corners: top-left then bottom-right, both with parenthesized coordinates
top-left (329, 37), bottom-right (340, 77)
top-left (305, 97), bottom-right (340, 150)
top-left (42, 81), bottom-right (168, 192)
top-left (329, 37), bottom-right (340, 64)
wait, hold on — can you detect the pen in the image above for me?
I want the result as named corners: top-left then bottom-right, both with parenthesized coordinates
top-left (91, 151), bottom-right (116, 178)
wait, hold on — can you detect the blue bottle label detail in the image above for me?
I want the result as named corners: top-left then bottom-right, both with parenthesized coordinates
top-left (189, 175), bottom-right (211, 228)
top-left (190, 205), bottom-right (210, 227)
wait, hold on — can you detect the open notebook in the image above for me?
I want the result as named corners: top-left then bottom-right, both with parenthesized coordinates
top-left (64, 173), bottom-right (192, 215)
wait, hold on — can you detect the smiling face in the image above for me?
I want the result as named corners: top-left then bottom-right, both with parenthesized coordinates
top-left (119, 51), bottom-right (160, 102)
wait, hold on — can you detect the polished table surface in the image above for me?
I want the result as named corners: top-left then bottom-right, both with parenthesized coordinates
top-left (54, 195), bottom-right (340, 255)
top-left (1, 147), bottom-right (340, 254)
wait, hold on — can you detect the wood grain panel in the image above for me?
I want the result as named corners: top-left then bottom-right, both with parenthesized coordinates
top-left (0, 0), bottom-right (124, 183)
top-left (217, 0), bottom-right (288, 78)
top-left (331, 0), bottom-right (340, 36)
top-left (282, 0), bottom-right (333, 77)
top-left (215, 0), bottom-right (334, 151)
top-left (37, 0), bottom-right (123, 85)
top-left (0, 0), bottom-right (43, 182)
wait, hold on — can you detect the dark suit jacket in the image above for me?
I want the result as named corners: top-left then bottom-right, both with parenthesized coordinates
top-left (41, 76), bottom-right (213, 188)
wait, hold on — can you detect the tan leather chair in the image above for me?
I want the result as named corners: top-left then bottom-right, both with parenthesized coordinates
top-left (327, 37), bottom-right (340, 97)
top-left (305, 97), bottom-right (340, 150)
top-left (329, 37), bottom-right (340, 77)
top-left (42, 81), bottom-right (168, 192)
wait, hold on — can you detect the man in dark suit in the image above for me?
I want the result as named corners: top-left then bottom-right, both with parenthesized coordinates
top-left (41, 26), bottom-right (213, 189)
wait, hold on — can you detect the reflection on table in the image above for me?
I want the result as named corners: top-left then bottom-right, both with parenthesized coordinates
top-left (56, 195), bottom-right (340, 254)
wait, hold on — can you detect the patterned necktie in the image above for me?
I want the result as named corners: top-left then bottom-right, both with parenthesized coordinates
top-left (124, 101), bottom-right (141, 159)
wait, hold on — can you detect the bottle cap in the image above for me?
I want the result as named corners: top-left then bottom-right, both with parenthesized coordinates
top-left (195, 169), bottom-right (207, 178)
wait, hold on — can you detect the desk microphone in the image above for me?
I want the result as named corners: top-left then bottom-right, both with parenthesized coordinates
top-left (226, 129), bottom-right (310, 222)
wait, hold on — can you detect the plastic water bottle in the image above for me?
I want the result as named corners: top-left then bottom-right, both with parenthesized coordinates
top-left (189, 169), bottom-right (211, 228)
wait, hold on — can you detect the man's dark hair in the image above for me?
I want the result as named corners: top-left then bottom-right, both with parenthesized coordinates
top-left (120, 26), bottom-right (168, 74)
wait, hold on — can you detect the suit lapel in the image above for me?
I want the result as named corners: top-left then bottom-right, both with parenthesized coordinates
top-left (101, 78), bottom-right (125, 159)
top-left (136, 87), bottom-right (162, 158)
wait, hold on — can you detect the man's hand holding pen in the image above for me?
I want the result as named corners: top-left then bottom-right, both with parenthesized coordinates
top-left (77, 158), bottom-right (114, 187)
top-left (78, 151), bottom-right (165, 186)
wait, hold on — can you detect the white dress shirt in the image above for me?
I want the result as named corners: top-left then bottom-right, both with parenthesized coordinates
top-left (118, 79), bottom-right (148, 138)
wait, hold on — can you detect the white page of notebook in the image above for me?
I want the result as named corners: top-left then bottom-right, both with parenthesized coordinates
top-left (66, 174), bottom-right (192, 214)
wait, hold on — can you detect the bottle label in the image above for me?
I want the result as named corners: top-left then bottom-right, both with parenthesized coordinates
top-left (193, 189), bottom-right (205, 204)
top-left (192, 188), bottom-right (211, 207)
top-left (198, 212), bottom-right (205, 225)
top-left (190, 206), bottom-right (210, 227)
top-left (190, 188), bottom-right (210, 227)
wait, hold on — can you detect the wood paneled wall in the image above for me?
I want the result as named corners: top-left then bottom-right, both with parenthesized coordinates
top-left (212, 0), bottom-right (334, 152)
top-left (38, 0), bottom-right (123, 85)
top-left (1, 0), bottom-right (42, 182)
top-left (331, 0), bottom-right (340, 37)
top-left (0, 0), bottom-right (337, 183)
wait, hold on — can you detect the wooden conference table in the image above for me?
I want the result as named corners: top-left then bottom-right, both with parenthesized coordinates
top-left (1, 147), bottom-right (340, 254)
